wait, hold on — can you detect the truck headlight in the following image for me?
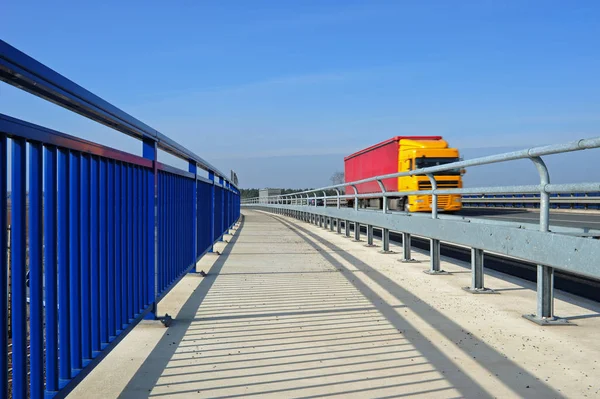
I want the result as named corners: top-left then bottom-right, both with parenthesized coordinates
top-left (453, 198), bottom-right (462, 202)
top-left (415, 199), bottom-right (424, 203)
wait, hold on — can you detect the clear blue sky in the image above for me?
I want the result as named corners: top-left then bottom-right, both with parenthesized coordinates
top-left (2, 1), bottom-right (599, 188)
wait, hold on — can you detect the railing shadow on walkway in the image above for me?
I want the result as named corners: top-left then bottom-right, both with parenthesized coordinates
top-left (268, 213), bottom-right (563, 399)
top-left (116, 216), bottom-right (246, 398)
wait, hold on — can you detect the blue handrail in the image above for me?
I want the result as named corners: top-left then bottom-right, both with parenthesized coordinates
top-left (0, 40), bottom-right (241, 399)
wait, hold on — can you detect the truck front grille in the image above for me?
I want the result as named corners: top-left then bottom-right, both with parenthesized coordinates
top-left (418, 180), bottom-right (459, 190)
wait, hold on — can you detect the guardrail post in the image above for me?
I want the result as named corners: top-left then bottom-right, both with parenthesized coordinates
top-left (462, 248), bottom-right (495, 294)
top-left (143, 138), bottom-right (158, 319)
top-left (376, 179), bottom-right (393, 254)
top-left (424, 174), bottom-right (446, 274)
top-left (345, 220), bottom-right (350, 237)
top-left (353, 221), bottom-right (361, 241)
top-left (335, 189), bottom-right (341, 234)
top-left (524, 157), bottom-right (566, 325)
top-left (381, 229), bottom-right (391, 253)
top-left (400, 233), bottom-right (417, 262)
top-left (366, 225), bottom-right (375, 246)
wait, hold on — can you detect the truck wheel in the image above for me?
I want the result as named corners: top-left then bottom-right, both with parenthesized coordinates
top-left (402, 198), bottom-right (410, 213)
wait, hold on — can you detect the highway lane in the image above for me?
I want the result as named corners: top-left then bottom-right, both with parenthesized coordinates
top-left (457, 208), bottom-right (600, 229)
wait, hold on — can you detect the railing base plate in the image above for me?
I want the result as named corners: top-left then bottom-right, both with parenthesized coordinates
top-left (423, 270), bottom-right (449, 275)
top-left (462, 287), bottom-right (498, 294)
top-left (399, 259), bottom-right (420, 263)
top-left (522, 314), bottom-right (572, 326)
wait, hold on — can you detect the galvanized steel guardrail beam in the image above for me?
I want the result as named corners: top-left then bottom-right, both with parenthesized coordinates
top-left (243, 136), bottom-right (600, 327)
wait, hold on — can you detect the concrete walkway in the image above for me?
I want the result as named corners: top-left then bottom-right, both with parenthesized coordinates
top-left (69, 210), bottom-right (600, 399)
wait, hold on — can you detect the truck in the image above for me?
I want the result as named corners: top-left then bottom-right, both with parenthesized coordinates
top-left (344, 136), bottom-right (463, 212)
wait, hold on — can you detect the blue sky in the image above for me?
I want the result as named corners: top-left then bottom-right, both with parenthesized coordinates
top-left (2, 1), bottom-right (600, 188)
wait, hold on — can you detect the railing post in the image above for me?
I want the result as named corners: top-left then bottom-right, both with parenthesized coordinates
top-left (189, 161), bottom-right (198, 271)
top-left (524, 157), bottom-right (566, 324)
top-left (424, 174), bottom-right (446, 274)
top-left (143, 138), bottom-right (158, 319)
top-left (219, 177), bottom-right (225, 241)
top-left (208, 171), bottom-right (216, 252)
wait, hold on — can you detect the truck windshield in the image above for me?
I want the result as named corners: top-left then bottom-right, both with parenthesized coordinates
top-left (415, 157), bottom-right (461, 175)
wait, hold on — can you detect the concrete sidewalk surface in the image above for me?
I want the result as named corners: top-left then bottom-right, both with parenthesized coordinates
top-left (67, 210), bottom-right (600, 399)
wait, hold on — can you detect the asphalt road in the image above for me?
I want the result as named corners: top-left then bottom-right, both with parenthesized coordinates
top-left (457, 208), bottom-right (600, 229)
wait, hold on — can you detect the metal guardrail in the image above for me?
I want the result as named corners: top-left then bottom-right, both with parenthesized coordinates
top-left (243, 137), bottom-right (600, 328)
top-left (0, 41), bottom-right (241, 399)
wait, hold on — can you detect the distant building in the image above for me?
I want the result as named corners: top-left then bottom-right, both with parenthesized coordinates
top-left (259, 188), bottom-right (281, 203)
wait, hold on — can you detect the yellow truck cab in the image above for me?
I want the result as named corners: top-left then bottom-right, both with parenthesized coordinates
top-left (398, 137), bottom-right (463, 212)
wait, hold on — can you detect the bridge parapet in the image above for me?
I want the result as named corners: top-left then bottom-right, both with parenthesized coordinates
top-left (0, 40), bottom-right (240, 398)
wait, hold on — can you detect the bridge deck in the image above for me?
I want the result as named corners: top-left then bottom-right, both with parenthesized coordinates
top-left (69, 210), bottom-right (600, 399)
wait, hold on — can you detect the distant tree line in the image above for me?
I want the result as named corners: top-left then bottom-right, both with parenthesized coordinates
top-left (240, 172), bottom-right (345, 200)
top-left (240, 188), bottom-right (314, 199)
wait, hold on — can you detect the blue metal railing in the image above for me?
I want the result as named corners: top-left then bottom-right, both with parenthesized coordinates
top-left (0, 40), bottom-right (241, 398)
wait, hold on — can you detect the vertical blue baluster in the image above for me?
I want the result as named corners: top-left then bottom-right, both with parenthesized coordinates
top-left (128, 165), bottom-right (134, 320)
top-left (0, 135), bottom-right (7, 399)
top-left (139, 168), bottom-right (144, 310)
top-left (170, 175), bottom-right (174, 283)
top-left (90, 156), bottom-right (100, 354)
top-left (162, 173), bottom-right (166, 292)
top-left (69, 152), bottom-right (82, 373)
top-left (29, 142), bottom-right (43, 398)
top-left (58, 148), bottom-right (71, 382)
top-left (44, 146), bottom-right (59, 394)
top-left (80, 155), bottom-right (91, 361)
top-left (108, 161), bottom-right (115, 337)
top-left (157, 172), bottom-right (161, 293)
top-left (100, 159), bottom-right (108, 345)
top-left (132, 167), bottom-right (139, 315)
top-left (115, 162), bottom-right (122, 332)
top-left (11, 138), bottom-right (27, 398)
top-left (140, 169), bottom-right (146, 308)
top-left (121, 164), bottom-right (127, 328)
top-left (177, 177), bottom-right (180, 276)
top-left (137, 167), bottom-right (142, 312)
